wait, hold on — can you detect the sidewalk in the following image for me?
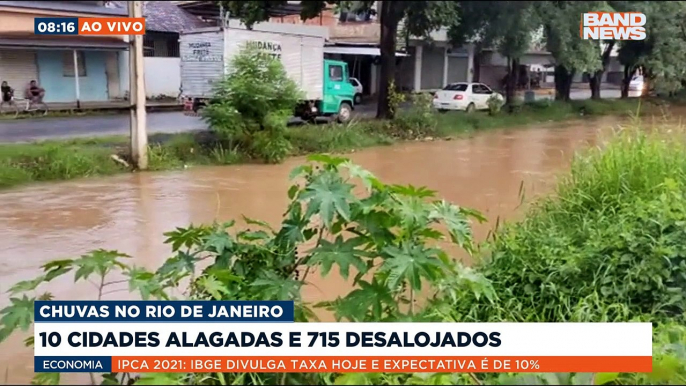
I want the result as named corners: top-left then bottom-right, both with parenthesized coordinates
top-left (46, 100), bottom-right (182, 112)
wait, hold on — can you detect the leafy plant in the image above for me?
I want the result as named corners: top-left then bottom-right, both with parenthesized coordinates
top-left (387, 80), bottom-right (405, 118)
top-left (390, 92), bottom-right (438, 139)
top-left (487, 94), bottom-right (505, 115)
top-left (201, 45), bottom-right (302, 163)
top-left (0, 155), bottom-right (490, 385)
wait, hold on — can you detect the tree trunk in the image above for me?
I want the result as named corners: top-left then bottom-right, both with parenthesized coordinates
top-left (588, 41), bottom-right (615, 100)
top-left (505, 57), bottom-right (518, 105)
top-left (590, 72), bottom-right (601, 99)
top-left (564, 69), bottom-right (575, 101)
top-left (554, 65), bottom-right (573, 101)
top-left (376, 2), bottom-right (399, 120)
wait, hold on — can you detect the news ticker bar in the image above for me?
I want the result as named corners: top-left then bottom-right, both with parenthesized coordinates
top-left (34, 17), bottom-right (145, 36)
top-left (33, 301), bottom-right (654, 374)
top-left (34, 356), bottom-right (653, 373)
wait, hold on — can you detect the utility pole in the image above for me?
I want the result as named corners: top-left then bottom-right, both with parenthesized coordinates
top-left (128, 0), bottom-right (148, 169)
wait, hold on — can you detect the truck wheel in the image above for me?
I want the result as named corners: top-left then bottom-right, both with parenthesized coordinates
top-left (336, 102), bottom-right (352, 124)
top-left (354, 93), bottom-right (362, 105)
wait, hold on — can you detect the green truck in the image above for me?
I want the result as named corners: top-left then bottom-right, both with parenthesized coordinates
top-left (180, 21), bottom-right (356, 123)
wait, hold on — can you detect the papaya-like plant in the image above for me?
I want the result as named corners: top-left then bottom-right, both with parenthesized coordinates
top-left (0, 155), bottom-right (491, 385)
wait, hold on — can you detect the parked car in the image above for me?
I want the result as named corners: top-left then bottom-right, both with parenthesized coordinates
top-left (349, 77), bottom-right (363, 105)
top-left (433, 82), bottom-right (504, 112)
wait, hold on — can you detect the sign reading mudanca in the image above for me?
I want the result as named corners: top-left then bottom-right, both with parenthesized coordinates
top-left (581, 12), bottom-right (646, 40)
top-left (246, 40), bottom-right (283, 60)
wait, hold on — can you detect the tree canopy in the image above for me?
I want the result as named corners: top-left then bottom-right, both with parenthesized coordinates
top-left (220, 0), bottom-right (459, 119)
top-left (223, 0), bottom-right (686, 112)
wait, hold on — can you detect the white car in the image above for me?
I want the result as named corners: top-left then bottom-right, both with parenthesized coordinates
top-left (349, 77), bottom-right (363, 105)
top-left (433, 82), bottom-right (504, 112)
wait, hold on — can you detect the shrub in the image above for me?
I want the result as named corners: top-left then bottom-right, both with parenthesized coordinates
top-left (486, 94), bottom-right (505, 115)
top-left (387, 79), bottom-right (405, 117)
top-left (202, 45), bottom-right (303, 163)
top-left (450, 128), bottom-right (686, 323)
top-left (0, 155), bottom-right (490, 385)
top-left (393, 92), bottom-right (438, 138)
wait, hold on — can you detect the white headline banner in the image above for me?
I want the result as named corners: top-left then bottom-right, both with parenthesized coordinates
top-left (34, 322), bottom-right (652, 357)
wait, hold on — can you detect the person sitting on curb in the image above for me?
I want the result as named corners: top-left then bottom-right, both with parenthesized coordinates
top-left (27, 80), bottom-right (45, 104)
top-left (1, 81), bottom-right (14, 106)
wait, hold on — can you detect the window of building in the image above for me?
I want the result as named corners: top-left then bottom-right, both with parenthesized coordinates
top-left (144, 32), bottom-right (180, 58)
top-left (63, 51), bottom-right (86, 77)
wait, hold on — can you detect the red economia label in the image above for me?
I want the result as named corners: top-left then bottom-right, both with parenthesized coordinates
top-left (78, 18), bottom-right (145, 35)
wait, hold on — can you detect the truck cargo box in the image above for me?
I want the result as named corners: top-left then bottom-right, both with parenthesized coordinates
top-left (180, 21), bottom-right (328, 101)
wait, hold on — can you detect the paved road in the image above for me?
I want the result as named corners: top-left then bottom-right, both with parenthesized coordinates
top-left (0, 89), bottom-right (623, 144)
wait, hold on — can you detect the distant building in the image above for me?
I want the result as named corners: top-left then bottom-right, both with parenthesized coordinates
top-left (110, 1), bottom-right (208, 98)
top-left (0, 1), bottom-right (127, 103)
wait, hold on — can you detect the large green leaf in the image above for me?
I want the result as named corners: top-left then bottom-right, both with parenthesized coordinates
top-left (429, 200), bottom-right (479, 250)
top-left (126, 267), bottom-right (167, 300)
top-left (379, 243), bottom-right (444, 291)
top-left (72, 249), bottom-right (129, 282)
top-left (203, 231), bottom-right (234, 255)
top-left (299, 170), bottom-right (356, 229)
top-left (0, 295), bottom-right (34, 344)
top-left (156, 252), bottom-right (197, 278)
top-left (307, 236), bottom-right (369, 279)
top-left (251, 271), bottom-right (302, 301)
top-left (197, 275), bottom-right (230, 300)
top-left (323, 278), bottom-right (398, 321)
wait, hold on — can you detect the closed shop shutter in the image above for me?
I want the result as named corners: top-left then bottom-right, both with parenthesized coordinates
top-left (0, 50), bottom-right (39, 97)
top-left (420, 46), bottom-right (445, 90)
top-left (447, 57), bottom-right (468, 84)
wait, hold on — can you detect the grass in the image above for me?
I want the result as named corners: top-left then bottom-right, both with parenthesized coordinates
top-left (452, 122), bottom-right (686, 322)
top-left (443, 123), bottom-right (686, 384)
top-left (0, 97), bottom-right (671, 190)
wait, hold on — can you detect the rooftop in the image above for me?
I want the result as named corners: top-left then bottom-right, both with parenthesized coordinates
top-left (108, 1), bottom-right (208, 33)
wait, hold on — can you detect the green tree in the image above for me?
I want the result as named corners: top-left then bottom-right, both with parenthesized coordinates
top-left (202, 45), bottom-right (302, 163)
top-left (616, 1), bottom-right (686, 97)
top-left (219, 0), bottom-right (458, 120)
top-left (536, 1), bottom-right (604, 101)
top-left (449, 1), bottom-right (540, 106)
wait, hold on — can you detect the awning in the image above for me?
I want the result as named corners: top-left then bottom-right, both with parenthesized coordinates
top-left (324, 46), bottom-right (408, 57)
top-left (0, 36), bottom-right (127, 51)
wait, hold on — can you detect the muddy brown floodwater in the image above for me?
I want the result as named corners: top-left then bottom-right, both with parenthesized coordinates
top-left (0, 116), bottom-right (630, 384)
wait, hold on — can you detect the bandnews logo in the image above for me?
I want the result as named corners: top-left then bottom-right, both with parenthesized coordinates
top-left (581, 12), bottom-right (646, 40)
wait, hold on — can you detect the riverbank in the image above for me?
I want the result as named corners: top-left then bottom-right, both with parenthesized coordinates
top-left (1, 121), bottom-right (684, 385)
top-left (0, 98), bottom-right (666, 189)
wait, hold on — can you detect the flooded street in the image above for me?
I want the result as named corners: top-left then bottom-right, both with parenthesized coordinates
top-left (0, 116), bottom-right (628, 383)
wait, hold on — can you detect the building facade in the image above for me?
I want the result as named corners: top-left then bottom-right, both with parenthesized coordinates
top-left (0, 1), bottom-right (128, 104)
top-left (110, 1), bottom-right (209, 99)
top-left (270, 5), bottom-right (625, 94)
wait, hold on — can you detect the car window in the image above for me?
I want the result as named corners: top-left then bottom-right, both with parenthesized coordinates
top-left (479, 84), bottom-right (493, 94)
top-left (329, 65), bottom-right (344, 82)
top-left (472, 84), bottom-right (485, 94)
top-left (443, 83), bottom-right (468, 91)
